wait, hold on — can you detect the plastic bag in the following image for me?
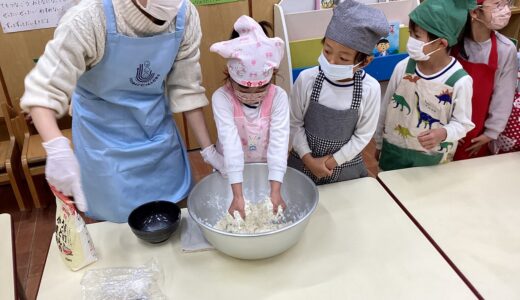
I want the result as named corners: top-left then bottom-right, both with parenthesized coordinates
top-left (52, 185), bottom-right (97, 271)
top-left (80, 259), bottom-right (166, 300)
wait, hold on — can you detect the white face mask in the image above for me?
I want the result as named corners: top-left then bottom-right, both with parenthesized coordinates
top-left (406, 37), bottom-right (443, 61)
top-left (136, 0), bottom-right (182, 22)
top-left (318, 53), bottom-right (361, 81)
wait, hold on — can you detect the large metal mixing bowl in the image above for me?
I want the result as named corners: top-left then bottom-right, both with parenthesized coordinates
top-left (188, 163), bottom-right (319, 259)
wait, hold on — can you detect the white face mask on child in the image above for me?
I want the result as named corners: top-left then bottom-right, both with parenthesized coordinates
top-left (318, 53), bottom-right (361, 81)
top-left (406, 37), bottom-right (443, 61)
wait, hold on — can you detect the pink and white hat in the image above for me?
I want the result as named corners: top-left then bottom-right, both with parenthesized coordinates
top-left (210, 15), bottom-right (285, 88)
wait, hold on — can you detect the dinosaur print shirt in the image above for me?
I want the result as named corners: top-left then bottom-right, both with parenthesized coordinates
top-left (290, 67), bottom-right (381, 165)
top-left (375, 57), bottom-right (474, 150)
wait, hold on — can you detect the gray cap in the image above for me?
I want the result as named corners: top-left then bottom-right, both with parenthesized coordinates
top-left (325, 0), bottom-right (390, 54)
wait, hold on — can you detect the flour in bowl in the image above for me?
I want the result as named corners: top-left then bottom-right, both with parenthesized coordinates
top-left (214, 198), bottom-right (292, 233)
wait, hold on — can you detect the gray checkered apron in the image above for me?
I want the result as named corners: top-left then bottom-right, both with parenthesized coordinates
top-left (288, 69), bottom-right (368, 185)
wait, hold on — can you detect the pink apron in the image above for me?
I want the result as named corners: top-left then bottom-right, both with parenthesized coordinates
top-left (217, 84), bottom-right (275, 162)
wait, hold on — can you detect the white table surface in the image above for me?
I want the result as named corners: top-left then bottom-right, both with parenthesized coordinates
top-left (379, 152), bottom-right (520, 299)
top-left (0, 213), bottom-right (15, 300)
top-left (38, 177), bottom-right (475, 299)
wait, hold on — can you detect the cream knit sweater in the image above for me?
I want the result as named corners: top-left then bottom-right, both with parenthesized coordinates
top-left (21, 0), bottom-right (208, 117)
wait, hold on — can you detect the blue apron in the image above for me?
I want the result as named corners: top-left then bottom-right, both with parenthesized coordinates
top-left (71, 0), bottom-right (191, 223)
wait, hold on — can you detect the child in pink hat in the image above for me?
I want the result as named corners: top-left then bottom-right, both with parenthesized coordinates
top-left (210, 15), bottom-right (288, 219)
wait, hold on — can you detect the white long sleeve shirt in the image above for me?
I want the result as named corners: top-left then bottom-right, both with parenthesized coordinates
top-left (290, 67), bottom-right (381, 165)
top-left (212, 85), bottom-right (290, 185)
top-left (461, 32), bottom-right (517, 140)
top-left (375, 57), bottom-right (475, 149)
top-left (20, 0), bottom-right (208, 116)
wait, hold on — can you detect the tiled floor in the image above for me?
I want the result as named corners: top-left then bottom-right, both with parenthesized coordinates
top-left (2, 144), bottom-right (378, 300)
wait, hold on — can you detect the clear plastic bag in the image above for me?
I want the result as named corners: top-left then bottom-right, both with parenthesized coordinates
top-left (80, 259), bottom-right (166, 300)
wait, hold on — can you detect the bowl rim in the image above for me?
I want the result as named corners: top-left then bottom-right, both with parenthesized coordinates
top-left (187, 163), bottom-right (319, 237)
top-left (128, 200), bottom-right (181, 232)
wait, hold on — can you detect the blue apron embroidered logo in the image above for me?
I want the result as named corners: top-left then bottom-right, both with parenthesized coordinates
top-left (130, 60), bottom-right (161, 86)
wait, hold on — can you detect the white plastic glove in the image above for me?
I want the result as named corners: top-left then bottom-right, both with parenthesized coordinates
top-left (43, 136), bottom-right (88, 212)
top-left (200, 144), bottom-right (226, 177)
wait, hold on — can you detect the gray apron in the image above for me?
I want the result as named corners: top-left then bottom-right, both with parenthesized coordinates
top-left (288, 69), bottom-right (368, 185)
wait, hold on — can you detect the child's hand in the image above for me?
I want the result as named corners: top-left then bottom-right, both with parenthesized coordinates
top-left (270, 191), bottom-right (287, 215)
top-left (269, 181), bottom-right (286, 214)
top-left (228, 195), bottom-right (246, 220)
top-left (229, 183), bottom-right (246, 219)
top-left (325, 156), bottom-right (338, 170)
top-left (302, 154), bottom-right (333, 179)
top-left (418, 128), bottom-right (447, 150)
top-left (466, 134), bottom-right (493, 157)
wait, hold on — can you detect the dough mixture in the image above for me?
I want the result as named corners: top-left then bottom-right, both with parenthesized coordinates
top-left (214, 198), bottom-right (292, 234)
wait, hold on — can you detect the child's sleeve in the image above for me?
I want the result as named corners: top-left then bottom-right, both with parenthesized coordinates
top-left (332, 79), bottom-right (380, 165)
top-left (290, 72), bottom-right (312, 158)
top-left (445, 75), bottom-right (475, 142)
top-left (212, 90), bottom-right (245, 184)
top-left (484, 45), bottom-right (518, 140)
top-left (267, 88), bottom-right (290, 183)
top-left (374, 60), bottom-right (406, 150)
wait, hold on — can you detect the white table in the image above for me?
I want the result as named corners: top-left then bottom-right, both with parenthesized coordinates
top-left (0, 213), bottom-right (15, 300)
top-left (38, 177), bottom-right (475, 299)
top-left (379, 152), bottom-right (520, 299)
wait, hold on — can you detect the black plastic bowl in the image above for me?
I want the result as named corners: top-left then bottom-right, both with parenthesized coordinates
top-left (128, 201), bottom-right (181, 244)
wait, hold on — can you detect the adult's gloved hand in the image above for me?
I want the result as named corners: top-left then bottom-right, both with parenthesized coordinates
top-left (43, 136), bottom-right (88, 212)
top-left (200, 144), bottom-right (227, 177)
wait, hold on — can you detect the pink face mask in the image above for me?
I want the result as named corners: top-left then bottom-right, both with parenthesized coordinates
top-left (479, 4), bottom-right (512, 30)
top-left (233, 88), bottom-right (269, 106)
top-left (489, 5), bottom-right (511, 30)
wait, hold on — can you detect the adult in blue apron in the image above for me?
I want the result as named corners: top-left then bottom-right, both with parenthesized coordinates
top-left (71, 0), bottom-right (191, 222)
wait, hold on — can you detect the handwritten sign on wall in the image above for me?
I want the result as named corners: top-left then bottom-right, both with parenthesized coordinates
top-left (0, 0), bottom-right (77, 33)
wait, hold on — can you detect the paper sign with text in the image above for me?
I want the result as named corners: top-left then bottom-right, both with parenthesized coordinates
top-left (0, 0), bottom-right (77, 33)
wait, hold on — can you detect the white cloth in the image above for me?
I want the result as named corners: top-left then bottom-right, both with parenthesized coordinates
top-left (212, 85), bottom-right (290, 185)
top-left (180, 215), bottom-right (214, 253)
top-left (43, 137), bottom-right (88, 212)
top-left (462, 32), bottom-right (518, 139)
top-left (290, 67), bottom-right (381, 165)
top-left (375, 57), bottom-right (474, 149)
top-left (21, 0), bottom-right (208, 117)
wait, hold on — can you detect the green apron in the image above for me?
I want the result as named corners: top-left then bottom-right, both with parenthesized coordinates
top-left (379, 59), bottom-right (468, 171)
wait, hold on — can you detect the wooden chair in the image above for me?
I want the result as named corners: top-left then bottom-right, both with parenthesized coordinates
top-left (0, 66), bottom-right (72, 209)
top-left (0, 103), bottom-right (29, 211)
top-left (17, 112), bottom-right (72, 209)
